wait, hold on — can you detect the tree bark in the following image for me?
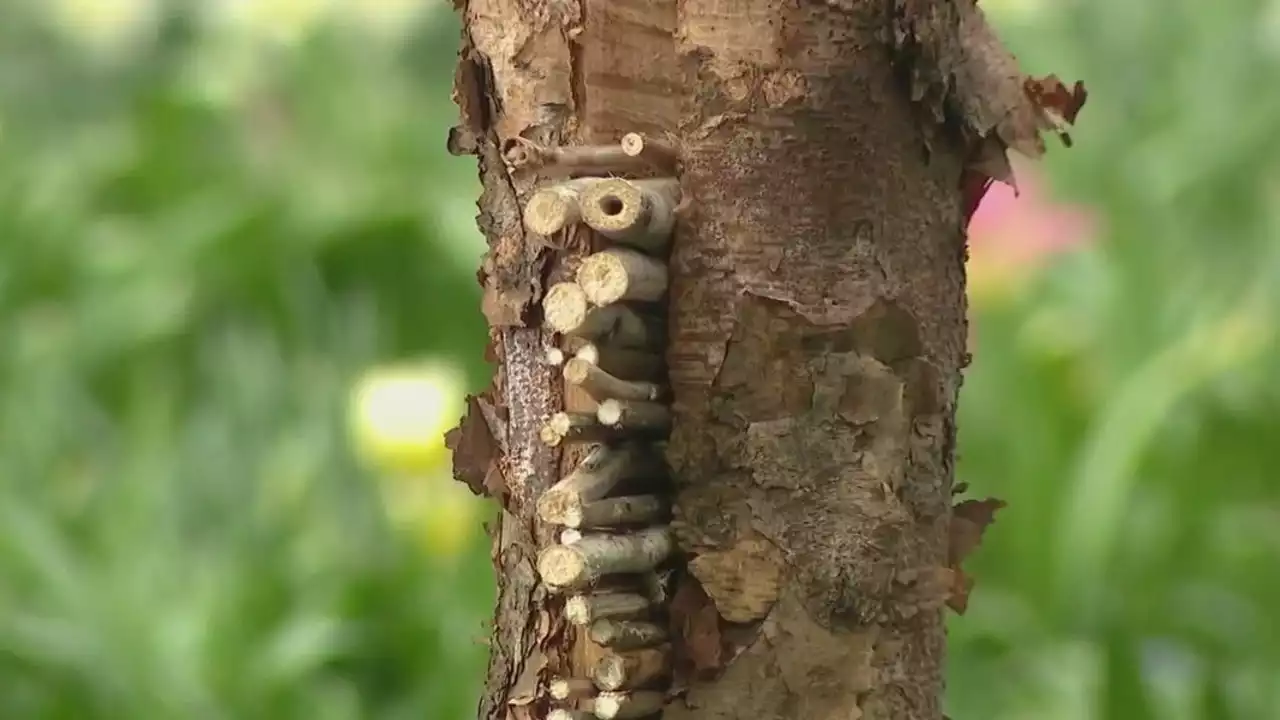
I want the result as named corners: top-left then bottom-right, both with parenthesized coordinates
top-left (661, 3), bottom-right (965, 717)
top-left (448, 1), bottom-right (1082, 719)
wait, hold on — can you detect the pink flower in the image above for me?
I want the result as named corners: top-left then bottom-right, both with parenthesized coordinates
top-left (967, 159), bottom-right (1098, 304)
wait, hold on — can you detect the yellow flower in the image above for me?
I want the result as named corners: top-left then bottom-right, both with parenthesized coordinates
top-left (47, 0), bottom-right (159, 58)
top-left (344, 0), bottom-right (432, 40)
top-left (348, 361), bottom-right (466, 476)
top-left (210, 0), bottom-right (334, 46)
top-left (382, 472), bottom-right (486, 559)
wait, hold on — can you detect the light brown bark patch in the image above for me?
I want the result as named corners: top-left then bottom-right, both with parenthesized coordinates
top-left (688, 531), bottom-right (785, 624)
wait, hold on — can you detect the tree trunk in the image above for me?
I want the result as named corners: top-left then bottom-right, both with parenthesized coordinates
top-left (660, 2), bottom-right (967, 716)
top-left (447, 1), bottom-right (1082, 719)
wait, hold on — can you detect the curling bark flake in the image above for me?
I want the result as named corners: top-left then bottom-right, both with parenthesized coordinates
top-left (447, 0), bottom-right (1083, 719)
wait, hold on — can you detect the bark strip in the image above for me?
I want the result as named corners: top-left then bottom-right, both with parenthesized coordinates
top-left (449, 0), bottom-right (677, 718)
top-left (663, 2), bottom-right (968, 719)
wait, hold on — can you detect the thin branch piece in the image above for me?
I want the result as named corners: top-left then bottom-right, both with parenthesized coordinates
top-left (571, 341), bottom-right (664, 381)
top-left (543, 284), bottom-right (662, 348)
top-left (523, 178), bottom-right (604, 235)
top-left (548, 676), bottom-right (596, 701)
top-left (540, 412), bottom-right (625, 447)
top-left (579, 178), bottom-right (680, 254)
top-left (543, 283), bottom-right (593, 334)
top-left (597, 399), bottom-right (672, 436)
top-left (565, 592), bottom-right (651, 626)
top-left (536, 527), bottom-right (675, 589)
top-left (591, 647), bottom-right (672, 691)
top-left (506, 137), bottom-right (650, 176)
top-left (545, 346), bottom-right (568, 367)
top-left (620, 132), bottom-right (678, 171)
top-left (537, 443), bottom-right (664, 526)
top-left (590, 690), bottom-right (667, 719)
top-left (568, 494), bottom-right (669, 529)
top-left (589, 619), bottom-right (669, 650)
top-left (560, 528), bottom-right (584, 545)
top-left (564, 357), bottom-right (663, 403)
top-left (575, 248), bottom-right (670, 305)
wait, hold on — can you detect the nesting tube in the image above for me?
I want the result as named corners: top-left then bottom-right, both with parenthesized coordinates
top-left (620, 132), bottom-right (678, 171)
top-left (579, 178), bottom-right (680, 254)
top-left (536, 527), bottom-right (675, 590)
top-left (597, 399), bottom-right (672, 436)
top-left (564, 592), bottom-right (651, 626)
top-left (537, 443), bottom-right (664, 526)
top-left (591, 647), bottom-right (672, 691)
top-left (564, 357), bottom-right (664, 403)
top-left (539, 412), bottom-right (626, 447)
top-left (523, 140), bottom-right (681, 719)
top-left (506, 138), bottom-right (652, 177)
top-left (575, 248), bottom-right (669, 305)
top-left (588, 619), bottom-right (669, 651)
top-left (524, 178), bottom-right (606, 235)
top-left (542, 283), bottom-right (663, 348)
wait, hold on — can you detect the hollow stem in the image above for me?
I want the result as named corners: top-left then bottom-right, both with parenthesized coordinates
top-left (523, 178), bottom-right (605, 235)
top-left (620, 132), bottom-right (679, 171)
top-left (575, 248), bottom-right (669, 305)
top-left (543, 283), bottom-right (662, 348)
top-left (506, 137), bottom-right (651, 176)
top-left (579, 178), bottom-right (680, 254)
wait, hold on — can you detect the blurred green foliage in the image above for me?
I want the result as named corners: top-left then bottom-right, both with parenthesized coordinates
top-left (1, 2), bottom-right (492, 718)
top-left (0, 0), bottom-right (1277, 719)
top-left (953, 2), bottom-right (1280, 719)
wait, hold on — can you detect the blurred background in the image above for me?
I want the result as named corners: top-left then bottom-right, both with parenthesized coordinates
top-left (0, 0), bottom-right (1276, 718)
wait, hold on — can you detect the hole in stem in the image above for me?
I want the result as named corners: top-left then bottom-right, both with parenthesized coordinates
top-left (599, 195), bottom-right (625, 216)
